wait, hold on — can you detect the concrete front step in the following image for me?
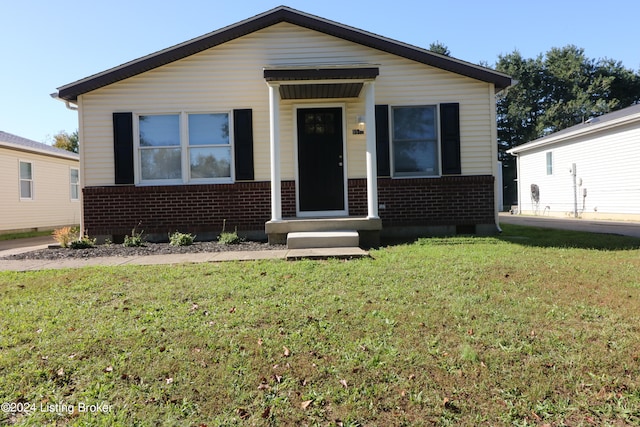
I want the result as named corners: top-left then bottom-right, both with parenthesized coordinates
top-left (287, 230), bottom-right (359, 249)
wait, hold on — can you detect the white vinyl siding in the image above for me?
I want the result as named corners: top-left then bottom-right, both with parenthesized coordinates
top-left (1, 147), bottom-right (80, 233)
top-left (516, 120), bottom-right (640, 219)
top-left (80, 22), bottom-right (496, 186)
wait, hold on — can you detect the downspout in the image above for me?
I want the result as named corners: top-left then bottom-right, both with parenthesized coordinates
top-left (50, 93), bottom-right (82, 236)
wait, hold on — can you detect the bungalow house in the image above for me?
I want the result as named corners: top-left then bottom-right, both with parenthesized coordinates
top-left (507, 103), bottom-right (640, 221)
top-left (0, 131), bottom-right (80, 234)
top-left (53, 6), bottom-right (512, 246)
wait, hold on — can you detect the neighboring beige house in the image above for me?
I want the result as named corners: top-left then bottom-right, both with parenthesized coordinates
top-left (0, 131), bottom-right (80, 234)
top-left (508, 103), bottom-right (640, 220)
top-left (53, 6), bottom-right (512, 244)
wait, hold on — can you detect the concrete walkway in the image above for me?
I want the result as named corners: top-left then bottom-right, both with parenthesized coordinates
top-left (0, 238), bottom-right (369, 272)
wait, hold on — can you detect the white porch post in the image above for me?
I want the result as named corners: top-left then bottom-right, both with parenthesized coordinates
top-left (364, 81), bottom-right (379, 219)
top-left (268, 84), bottom-right (282, 221)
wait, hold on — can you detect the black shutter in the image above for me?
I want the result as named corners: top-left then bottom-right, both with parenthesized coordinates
top-left (233, 109), bottom-right (254, 181)
top-left (113, 112), bottom-right (134, 185)
top-left (375, 105), bottom-right (390, 177)
top-left (440, 103), bottom-right (461, 175)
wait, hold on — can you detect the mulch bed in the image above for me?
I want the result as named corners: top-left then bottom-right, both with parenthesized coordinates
top-left (2, 240), bottom-right (286, 261)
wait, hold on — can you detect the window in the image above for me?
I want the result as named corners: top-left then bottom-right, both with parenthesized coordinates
top-left (188, 113), bottom-right (231, 179)
top-left (19, 161), bottom-right (33, 199)
top-left (137, 112), bottom-right (232, 184)
top-left (546, 152), bottom-right (553, 175)
top-left (391, 106), bottom-right (439, 177)
top-left (70, 168), bottom-right (80, 200)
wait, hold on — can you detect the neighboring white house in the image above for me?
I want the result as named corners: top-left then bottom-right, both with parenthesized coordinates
top-left (0, 131), bottom-right (81, 234)
top-left (507, 103), bottom-right (640, 220)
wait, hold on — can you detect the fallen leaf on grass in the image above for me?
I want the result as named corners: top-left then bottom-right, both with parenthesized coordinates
top-left (103, 366), bottom-right (113, 373)
top-left (283, 346), bottom-right (290, 357)
top-left (166, 377), bottom-right (173, 385)
top-left (236, 408), bottom-right (249, 419)
top-left (229, 307), bottom-right (236, 313)
top-left (301, 400), bottom-right (312, 409)
top-left (261, 407), bottom-right (271, 419)
top-left (339, 379), bottom-right (348, 388)
top-left (257, 338), bottom-right (263, 346)
top-left (57, 368), bottom-right (65, 376)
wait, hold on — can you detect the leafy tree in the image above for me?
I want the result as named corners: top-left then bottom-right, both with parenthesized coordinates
top-left (429, 41), bottom-right (451, 56)
top-left (495, 45), bottom-right (640, 206)
top-left (52, 130), bottom-right (79, 153)
top-left (496, 45), bottom-right (640, 159)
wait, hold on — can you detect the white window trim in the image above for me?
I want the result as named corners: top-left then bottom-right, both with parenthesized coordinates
top-left (546, 151), bottom-right (553, 175)
top-left (390, 104), bottom-right (442, 179)
top-left (19, 160), bottom-right (34, 200)
top-left (133, 111), bottom-right (235, 186)
top-left (70, 167), bottom-right (80, 201)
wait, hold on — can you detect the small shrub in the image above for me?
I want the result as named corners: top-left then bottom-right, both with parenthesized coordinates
top-left (123, 225), bottom-right (146, 247)
top-left (218, 220), bottom-right (242, 245)
top-left (169, 231), bottom-right (195, 246)
top-left (52, 227), bottom-right (78, 248)
top-left (70, 235), bottom-right (96, 249)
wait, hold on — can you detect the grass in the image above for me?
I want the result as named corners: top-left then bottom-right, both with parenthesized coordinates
top-left (0, 231), bottom-right (53, 241)
top-left (0, 224), bottom-right (639, 426)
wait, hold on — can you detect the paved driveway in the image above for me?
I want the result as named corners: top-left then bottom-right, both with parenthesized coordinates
top-left (0, 235), bottom-right (56, 256)
top-left (499, 213), bottom-right (640, 238)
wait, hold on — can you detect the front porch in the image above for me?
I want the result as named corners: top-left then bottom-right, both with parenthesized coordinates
top-left (265, 216), bottom-right (382, 248)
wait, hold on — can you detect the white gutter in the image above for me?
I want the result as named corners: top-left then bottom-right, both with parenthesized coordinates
top-left (507, 111), bottom-right (640, 155)
top-left (0, 141), bottom-right (79, 161)
top-left (50, 92), bottom-right (78, 111)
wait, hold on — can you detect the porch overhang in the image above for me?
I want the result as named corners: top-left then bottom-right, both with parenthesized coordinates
top-left (265, 65), bottom-right (380, 225)
top-left (263, 66), bottom-right (379, 99)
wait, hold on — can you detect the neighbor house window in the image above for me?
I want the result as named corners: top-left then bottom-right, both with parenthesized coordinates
top-left (391, 105), bottom-right (439, 177)
top-left (19, 161), bottom-right (33, 199)
top-left (546, 152), bottom-right (553, 175)
top-left (70, 168), bottom-right (80, 200)
top-left (137, 112), bottom-right (232, 184)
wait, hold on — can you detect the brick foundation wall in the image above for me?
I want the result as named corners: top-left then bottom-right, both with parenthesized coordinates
top-left (83, 182), bottom-right (297, 237)
top-left (83, 176), bottom-right (494, 237)
top-left (349, 176), bottom-right (495, 226)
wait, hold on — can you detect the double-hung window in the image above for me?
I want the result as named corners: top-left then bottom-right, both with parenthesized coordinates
top-left (546, 152), bottom-right (553, 175)
top-left (137, 112), bottom-right (232, 184)
top-left (19, 161), bottom-right (33, 199)
top-left (70, 168), bottom-right (80, 200)
top-left (188, 113), bottom-right (231, 180)
top-left (391, 105), bottom-right (439, 177)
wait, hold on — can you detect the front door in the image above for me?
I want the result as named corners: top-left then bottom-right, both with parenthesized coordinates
top-left (297, 107), bottom-right (346, 215)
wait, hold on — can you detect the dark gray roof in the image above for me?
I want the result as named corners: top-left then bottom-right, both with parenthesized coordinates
top-left (0, 131), bottom-right (79, 160)
top-left (508, 103), bottom-right (640, 154)
top-left (56, 6), bottom-right (512, 102)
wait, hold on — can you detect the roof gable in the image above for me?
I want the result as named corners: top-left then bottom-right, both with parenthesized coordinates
top-left (56, 6), bottom-right (512, 102)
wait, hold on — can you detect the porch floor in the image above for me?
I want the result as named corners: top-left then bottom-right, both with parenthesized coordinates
top-left (265, 217), bottom-right (382, 247)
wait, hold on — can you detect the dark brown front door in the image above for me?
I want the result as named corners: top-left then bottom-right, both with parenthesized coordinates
top-left (297, 107), bottom-right (345, 213)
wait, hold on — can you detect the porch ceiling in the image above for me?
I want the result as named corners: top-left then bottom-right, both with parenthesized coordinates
top-left (264, 66), bottom-right (379, 99)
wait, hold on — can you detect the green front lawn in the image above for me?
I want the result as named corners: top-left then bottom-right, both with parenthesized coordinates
top-left (1, 225), bottom-right (639, 426)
